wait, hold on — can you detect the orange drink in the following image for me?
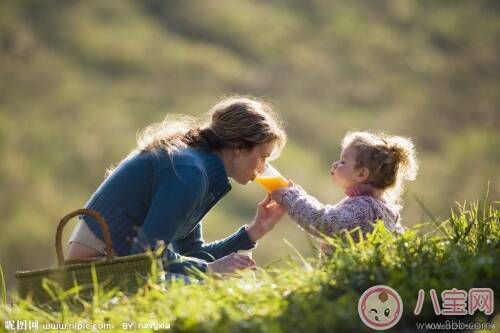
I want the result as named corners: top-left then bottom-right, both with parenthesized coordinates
top-left (255, 163), bottom-right (289, 192)
top-left (255, 176), bottom-right (289, 192)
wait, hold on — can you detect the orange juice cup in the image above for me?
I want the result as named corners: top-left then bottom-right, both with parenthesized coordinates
top-left (255, 163), bottom-right (289, 192)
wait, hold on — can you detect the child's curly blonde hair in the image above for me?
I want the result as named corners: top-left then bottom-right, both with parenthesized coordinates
top-left (342, 131), bottom-right (419, 208)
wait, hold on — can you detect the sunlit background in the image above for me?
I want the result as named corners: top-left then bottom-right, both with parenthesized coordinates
top-left (1, 0), bottom-right (498, 290)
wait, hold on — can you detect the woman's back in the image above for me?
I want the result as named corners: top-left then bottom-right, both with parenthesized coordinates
top-left (81, 147), bottom-right (230, 256)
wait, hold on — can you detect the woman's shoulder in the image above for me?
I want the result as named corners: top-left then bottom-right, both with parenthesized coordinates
top-left (136, 148), bottom-right (221, 190)
top-left (148, 147), bottom-right (207, 167)
top-left (108, 151), bottom-right (155, 176)
top-left (165, 148), bottom-right (212, 179)
top-left (133, 147), bottom-right (203, 172)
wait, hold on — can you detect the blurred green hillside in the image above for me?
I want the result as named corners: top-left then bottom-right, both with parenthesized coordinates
top-left (0, 0), bottom-right (498, 290)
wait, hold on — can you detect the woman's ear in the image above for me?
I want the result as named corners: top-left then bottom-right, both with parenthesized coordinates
top-left (356, 167), bottom-right (370, 182)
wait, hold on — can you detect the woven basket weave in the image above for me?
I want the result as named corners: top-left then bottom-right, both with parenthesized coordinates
top-left (15, 209), bottom-right (163, 306)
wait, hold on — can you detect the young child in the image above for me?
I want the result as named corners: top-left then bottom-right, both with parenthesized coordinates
top-left (271, 131), bottom-right (418, 248)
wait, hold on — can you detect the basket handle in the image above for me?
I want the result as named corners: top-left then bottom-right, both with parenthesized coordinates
top-left (56, 209), bottom-right (114, 267)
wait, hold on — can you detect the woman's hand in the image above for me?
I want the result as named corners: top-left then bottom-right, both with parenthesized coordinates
top-left (207, 253), bottom-right (256, 274)
top-left (246, 194), bottom-right (286, 242)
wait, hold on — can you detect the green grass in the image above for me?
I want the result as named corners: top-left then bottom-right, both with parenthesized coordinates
top-left (1, 200), bottom-right (498, 333)
top-left (0, 263), bottom-right (6, 306)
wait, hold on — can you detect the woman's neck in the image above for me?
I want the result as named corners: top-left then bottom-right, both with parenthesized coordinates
top-left (214, 149), bottom-right (234, 178)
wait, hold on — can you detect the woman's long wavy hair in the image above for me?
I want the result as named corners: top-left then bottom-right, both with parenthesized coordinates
top-left (106, 96), bottom-right (287, 177)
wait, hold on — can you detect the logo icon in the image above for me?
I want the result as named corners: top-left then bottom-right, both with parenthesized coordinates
top-left (358, 285), bottom-right (403, 330)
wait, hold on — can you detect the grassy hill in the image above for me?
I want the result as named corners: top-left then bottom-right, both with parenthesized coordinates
top-left (0, 0), bottom-right (499, 292)
top-left (1, 201), bottom-right (498, 332)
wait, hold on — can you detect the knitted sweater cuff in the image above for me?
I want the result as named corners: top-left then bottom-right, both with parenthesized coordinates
top-left (162, 253), bottom-right (208, 275)
top-left (271, 185), bottom-right (304, 207)
top-left (222, 225), bottom-right (257, 253)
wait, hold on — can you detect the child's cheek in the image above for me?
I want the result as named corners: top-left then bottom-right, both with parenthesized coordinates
top-left (337, 168), bottom-right (345, 178)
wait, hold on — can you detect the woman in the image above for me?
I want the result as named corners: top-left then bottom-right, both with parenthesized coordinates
top-left (66, 96), bottom-right (287, 275)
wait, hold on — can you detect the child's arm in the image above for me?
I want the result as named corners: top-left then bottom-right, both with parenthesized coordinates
top-left (272, 185), bottom-right (374, 238)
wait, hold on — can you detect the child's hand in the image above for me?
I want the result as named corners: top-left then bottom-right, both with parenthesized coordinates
top-left (246, 194), bottom-right (286, 242)
top-left (270, 179), bottom-right (295, 201)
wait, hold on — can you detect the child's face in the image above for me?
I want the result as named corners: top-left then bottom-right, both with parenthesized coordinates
top-left (330, 145), bottom-right (365, 189)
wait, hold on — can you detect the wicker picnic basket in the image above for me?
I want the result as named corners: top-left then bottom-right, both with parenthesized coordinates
top-left (15, 209), bottom-right (163, 306)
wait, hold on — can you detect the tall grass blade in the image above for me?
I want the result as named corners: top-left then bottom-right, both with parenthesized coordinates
top-left (0, 262), bottom-right (6, 304)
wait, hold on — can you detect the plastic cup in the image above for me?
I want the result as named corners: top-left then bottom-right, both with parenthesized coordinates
top-left (237, 249), bottom-right (256, 279)
top-left (254, 163), bottom-right (289, 192)
top-left (237, 249), bottom-right (253, 259)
